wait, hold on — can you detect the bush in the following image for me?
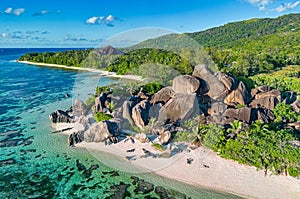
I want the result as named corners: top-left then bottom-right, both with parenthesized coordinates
top-left (152, 143), bottom-right (164, 151)
top-left (273, 103), bottom-right (298, 123)
top-left (94, 112), bottom-right (113, 122)
top-left (288, 167), bottom-right (299, 177)
top-left (202, 124), bottom-right (226, 151)
top-left (140, 82), bottom-right (164, 95)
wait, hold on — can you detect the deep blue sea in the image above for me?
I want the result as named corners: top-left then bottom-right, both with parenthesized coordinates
top-left (0, 48), bottom-right (239, 198)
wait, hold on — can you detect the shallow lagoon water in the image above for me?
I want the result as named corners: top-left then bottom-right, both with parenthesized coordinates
top-left (0, 49), bottom-right (240, 198)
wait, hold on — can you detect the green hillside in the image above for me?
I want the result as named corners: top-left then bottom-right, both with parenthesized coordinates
top-left (134, 13), bottom-right (300, 77)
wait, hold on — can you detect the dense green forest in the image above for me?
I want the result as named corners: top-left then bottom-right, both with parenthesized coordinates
top-left (19, 49), bottom-right (93, 67)
top-left (107, 48), bottom-right (193, 75)
top-left (134, 13), bottom-right (300, 77)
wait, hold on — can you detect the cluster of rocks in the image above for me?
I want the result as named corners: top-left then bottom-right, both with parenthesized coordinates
top-left (49, 64), bottom-right (300, 147)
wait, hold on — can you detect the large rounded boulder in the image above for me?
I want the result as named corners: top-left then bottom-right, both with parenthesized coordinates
top-left (172, 75), bottom-right (200, 94)
top-left (84, 120), bottom-right (120, 142)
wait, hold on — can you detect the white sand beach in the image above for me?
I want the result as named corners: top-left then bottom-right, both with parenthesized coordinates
top-left (17, 60), bottom-right (144, 81)
top-left (55, 123), bottom-right (300, 199)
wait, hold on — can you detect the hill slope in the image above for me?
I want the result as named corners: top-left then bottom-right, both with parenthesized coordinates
top-left (133, 13), bottom-right (300, 77)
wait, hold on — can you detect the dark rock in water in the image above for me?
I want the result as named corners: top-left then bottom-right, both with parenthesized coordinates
top-left (23, 140), bottom-right (33, 146)
top-left (49, 109), bottom-right (73, 123)
top-left (103, 170), bottom-right (119, 177)
top-left (0, 139), bottom-right (19, 147)
top-left (131, 176), bottom-right (139, 185)
top-left (83, 169), bottom-right (92, 178)
top-left (0, 158), bottom-right (16, 166)
top-left (155, 186), bottom-right (187, 199)
top-left (151, 87), bottom-right (175, 105)
top-left (106, 182), bottom-right (130, 199)
top-left (89, 164), bottom-right (99, 171)
top-left (155, 186), bottom-right (169, 199)
top-left (172, 75), bottom-right (200, 94)
top-left (20, 149), bottom-right (36, 154)
top-left (134, 179), bottom-right (154, 194)
top-left (76, 160), bottom-right (87, 171)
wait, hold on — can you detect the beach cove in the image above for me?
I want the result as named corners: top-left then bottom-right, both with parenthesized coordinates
top-left (20, 55), bottom-right (300, 198)
top-left (0, 49), bottom-right (239, 198)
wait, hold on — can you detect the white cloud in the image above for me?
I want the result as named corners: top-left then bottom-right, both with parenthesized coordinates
top-left (85, 15), bottom-right (120, 26)
top-left (64, 34), bottom-right (87, 41)
top-left (85, 16), bottom-right (102, 24)
top-left (247, 0), bottom-right (274, 6)
top-left (13, 8), bottom-right (25, 16)
top-left (32, 10), bottom-right (50, 16)
top-left (4, 7), bottom-right (13, 14)
top-left (1, 33), bottom-right (9, 38)
top-left (106, 15), bottom-right (115, 22)
top-left (276, 1), bottom-right (300, 12)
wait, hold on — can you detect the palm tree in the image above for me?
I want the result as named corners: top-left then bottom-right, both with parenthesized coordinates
top-left (227, 120), bottom-right (243, 139)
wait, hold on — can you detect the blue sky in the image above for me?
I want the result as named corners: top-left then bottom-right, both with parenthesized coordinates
top-left (1, 0), bottom-right (300, 47)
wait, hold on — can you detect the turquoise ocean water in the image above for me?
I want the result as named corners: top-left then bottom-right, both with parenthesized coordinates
top-left (0, 48), bottom-right (240, 198)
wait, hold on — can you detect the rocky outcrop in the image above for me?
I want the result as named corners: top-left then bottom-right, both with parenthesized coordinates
top-left (84, 120), bottom-right (120, 143)
top-left (49, 110), bottom-right (73, 123)
top-left (135, 133), bottom-right (149, 143)
top-left (150, 87), bottom-right (175, 105)
top-left (172, 75), bottom-right (200, 94)
top-left (291, 100), bottom-right (300, 113)
top-left (122, 100), bottom-right (136, 125)
top-left (192, 64), bottom-right (226, 101)
top-left (73, 100), bottom-right (88, 117)
top-left (132, 100), bottom-right (151, 130)
top-left (209, 102), bottom-right (227, 116)
top-left (158, 93), bottom-right (200, 123)
top-left (95, 92), bottom-right (108, 112)
top-left (255, 89), bottom-right (281, 101)
top-left (223, 107), bottom-right (256, 124)
top-left (149, 103), bottom-right (162, 119)
top-left (216, 72), bottom-right (238, 91)
top-left (282, 91), bottom-right (297, 105)
top-left (158, 130), bottom-right (171, 145)
top-left (224, 81), bottom-right (249, 106)
top-left (222, 107), bottom-right (275, 124)
top-left (250, 96), bottom-right (279, 110)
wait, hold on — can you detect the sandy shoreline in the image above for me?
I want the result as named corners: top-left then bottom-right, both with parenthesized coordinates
top-left (17, 60), bottom-right (144, 81)
top-left (54, 123), bottom-right (300, 199)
